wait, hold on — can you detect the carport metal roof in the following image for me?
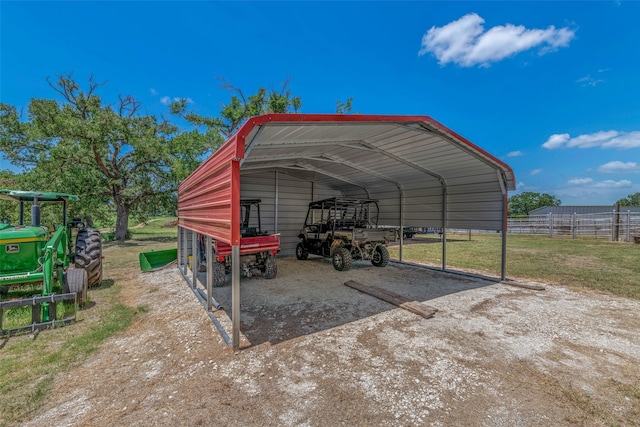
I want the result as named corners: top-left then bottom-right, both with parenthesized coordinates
top-left (178, 113), bottom-right (516, 350)
top-left (179, 113), bottom-right (515, 244)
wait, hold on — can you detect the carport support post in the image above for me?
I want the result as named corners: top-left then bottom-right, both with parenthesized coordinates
top-left (232, 245), bottom-right (240, 352)
top-left (501, 192), bottom-right (508, 280)
top-left (206, 235), bottom-right (213, 311)
top-left (177, 226), bottom-right (182, 273)
top-left (191, 230), bottom-right (198, 288)
top-left (182, 226), bottom-right (189, 274)
top-left (442, 185), bottom-right (447, 271)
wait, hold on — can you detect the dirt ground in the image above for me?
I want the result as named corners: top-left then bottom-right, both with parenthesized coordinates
top-left (24, 256), bottom-right (640, 426)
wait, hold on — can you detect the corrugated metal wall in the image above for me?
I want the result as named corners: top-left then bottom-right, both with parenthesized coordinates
top-left (178, 136), bottom-right (241, 245)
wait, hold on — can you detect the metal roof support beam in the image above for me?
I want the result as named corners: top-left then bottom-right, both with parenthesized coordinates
top-left (295, 162), bottom-right (370, 191)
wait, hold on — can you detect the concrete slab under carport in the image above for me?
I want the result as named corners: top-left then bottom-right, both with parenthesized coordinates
top-left (195, 256), bottom-right (497, 347)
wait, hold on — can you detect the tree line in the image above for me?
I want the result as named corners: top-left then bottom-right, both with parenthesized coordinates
top-left (0, 74), bottom-right (354, 241)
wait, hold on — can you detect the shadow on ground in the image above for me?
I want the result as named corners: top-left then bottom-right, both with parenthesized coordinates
top-left (187, 256), bottom-right (496, 347)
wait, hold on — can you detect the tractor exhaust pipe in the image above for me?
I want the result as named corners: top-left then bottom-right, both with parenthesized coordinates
top-left (31, 198), bottom-right (40, 227)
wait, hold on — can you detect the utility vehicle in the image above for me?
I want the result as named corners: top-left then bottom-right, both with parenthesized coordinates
top-left (210, 199), bottom-right (280, 286)
top-left (296, 197), bottom-right (396, 271)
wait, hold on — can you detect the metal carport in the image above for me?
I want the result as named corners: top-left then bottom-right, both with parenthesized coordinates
top-left (177, 113), bottom-right (516, 350)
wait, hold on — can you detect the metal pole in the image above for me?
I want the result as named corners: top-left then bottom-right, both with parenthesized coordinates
top-left (399, 189), bottom-right (403, 263)
top-left (442, 186), bottom-right (447, 271)
top-left (274, 170), bottom-right (279, 234)
top-left (232, 245), bottom-right (240, 352)
top-left (548, 213), bottom-right (553, 238)
top-left (572, 213), bottom-right (577, 239)
top-left (627, 211), bottom-right (631, 242)
top-left (177, 226), bottom-right (182, 272)
top-left (501, 192), bottom-right (507, 280)
top-left (206, 236), bottom-right (213, 312)
top-left (183, 226), bottom-right (189, 274)
top-left (191, 230), bottom-right (198, 287)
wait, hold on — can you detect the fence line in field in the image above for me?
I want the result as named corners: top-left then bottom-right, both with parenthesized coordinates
top-left (507, 211), bottom-right (640, 242)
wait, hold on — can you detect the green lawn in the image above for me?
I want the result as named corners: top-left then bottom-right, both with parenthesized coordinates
top-left (388, 233), bottom-right (640, 299)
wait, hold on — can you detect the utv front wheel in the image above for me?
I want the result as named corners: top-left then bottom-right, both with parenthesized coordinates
top-left (332, 247), bottom-right (352, 271)
top-left (75, 228), bottom-right (103, 287)
top-left (263, 255), bottom-right (277, 279)
top-left (371, 245), bottom-right (390, 267)
top-left (295, 243), bottom-right (309, 260)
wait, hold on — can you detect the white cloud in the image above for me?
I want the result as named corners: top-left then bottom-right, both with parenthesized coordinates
top-left (506, 150), bottom-right (524, 157)
top-left (530, 169), bottom-right (542, 176)
top-left (150, 88), bottom-right (158, 95)
top-left (567, 177), bottom-right (631, 188)
top-left (568, 178), bottom-right (593, 185)
top-left (542, 133), bottom-right (570, 149)
top-left (592, 179), bottom-right (632, 188)
top-left (418, 13), bottom-right (575, 67)
top-left (160, 96), bottom-right (193, 106)
top-left (542, 131), bottom-right (640, 150)
top-left (598, 161), bottom-right (640, 174)
top-left (577, 75), bottom-right (604, 87)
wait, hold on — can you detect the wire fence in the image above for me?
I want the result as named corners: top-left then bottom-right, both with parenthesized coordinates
top-left (508, 211), bottom-right (640, 242)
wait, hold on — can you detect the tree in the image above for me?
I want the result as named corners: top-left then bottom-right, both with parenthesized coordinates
top-left (615, 192), bottom-right (640, 206)
top-left (508, 192), bottom-right (561, 217)
top-left (171, 79), bottom-right (302, 138)
top-left (336, 98), bottom-right (354, 114)
top-left (0, 73), bottom-right (214, 241)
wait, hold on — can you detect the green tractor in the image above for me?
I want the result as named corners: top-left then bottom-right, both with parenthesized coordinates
top-left (0, 190), bottom-right (103, 336)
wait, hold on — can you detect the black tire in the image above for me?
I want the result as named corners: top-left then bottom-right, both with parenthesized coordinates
top-left (332, 247), bottom-right (352, 271)
top-left (213, 262), bottom-right (226, 287)
top-left (75, 228), bottom-right (103, 287)
top-left (295, 242), bottom-right (309, 260)
top-left (371, 245), bottom-right (390, 267)
top-left (263, 255), bottom-right (277, 279)
top-left (64, 268), bottom-right (88, 306)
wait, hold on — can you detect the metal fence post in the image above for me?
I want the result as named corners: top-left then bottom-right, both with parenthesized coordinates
top-left (548, 213), bottom-right (553, 238)
top-left (572, 212), bottom-right (576, 239)
top-left (611, 210), bottom-right (616, 242)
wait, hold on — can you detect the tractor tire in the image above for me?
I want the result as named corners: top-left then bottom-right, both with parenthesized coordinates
top-left (332, 247), bottom-right (352, 271)
top-left (263, 255), bottom-right (277, 279)
top-left (371, 245), bottom-right (390, 267)
top-left (213, 262), bottom-right (226, 287)
top-left (64, 268), bottom-right (88, 306)
top-left (75, 228), bottom-right (103, 287)
top-left (295, 242), bottom-right (309, 260)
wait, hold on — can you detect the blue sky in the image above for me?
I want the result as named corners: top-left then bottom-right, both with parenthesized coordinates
top-left (1, 1), bottom-right (639, 206)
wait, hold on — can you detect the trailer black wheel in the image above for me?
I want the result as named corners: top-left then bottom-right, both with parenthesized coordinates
top-left (64, 268), bottom-right (88, 306)
top-left (332, 247), bottom-right (352, 271)
top-left (263, 255), bottom-right (277, 279)
top-left (75, 228), bottom-right (103, 287)
top-left (371, 245), bottom-right (389, 267)
top-left (295, 243), bottom-right (309, 260)
top-left (213, 262), bottom-right (226, 287)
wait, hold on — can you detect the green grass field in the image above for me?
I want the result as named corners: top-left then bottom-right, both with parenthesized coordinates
top-left (388, 232), bottom-right (640, 299)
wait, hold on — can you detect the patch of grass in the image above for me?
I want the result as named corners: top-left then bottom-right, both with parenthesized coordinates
top-left (0, 217), bottom-right (175, 426)
top-left (0, 303), bottom-right (139, 425)
top-left (389, 233), bottom-right (640, 299)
